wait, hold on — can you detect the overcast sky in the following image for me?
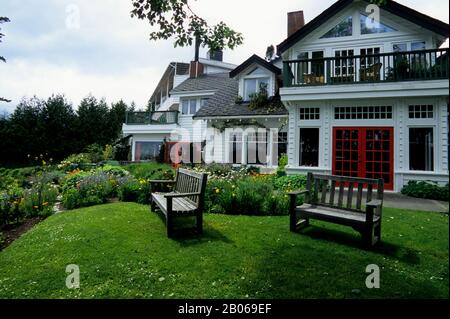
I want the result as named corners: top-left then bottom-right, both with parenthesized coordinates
top-left (0, 0), bottom-right (448, 113)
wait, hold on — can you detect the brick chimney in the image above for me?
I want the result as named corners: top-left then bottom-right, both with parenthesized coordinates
top-left (189, 61), bottom-right (204, 78)
top-left (287, 11), bottom-right (305, 37)
top-left (189, 36), bottom-right (204, 78)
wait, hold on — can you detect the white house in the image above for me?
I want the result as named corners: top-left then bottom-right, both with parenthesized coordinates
top-left (278, 0), bottom-right (449, 191)
top-left (122, 0), bottom-right (449, 192)
top-left (122, 53), bottom-right (237, 163)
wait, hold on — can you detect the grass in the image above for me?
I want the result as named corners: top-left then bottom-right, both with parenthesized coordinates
top-left (0, 202), bottom-right (447, 299)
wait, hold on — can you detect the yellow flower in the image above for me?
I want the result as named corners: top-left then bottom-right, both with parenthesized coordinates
top-left (215, 188), bottom-right (220, 194)
top-left (33, 205), bottom-right (39, 209)
top-left (42, 202), bottom-right (49, 207)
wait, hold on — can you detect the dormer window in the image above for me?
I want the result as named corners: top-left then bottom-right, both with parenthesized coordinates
top-left (320, 16), bottom-right (353, 38)
top-left (244, 78), bottom-right (269, 101)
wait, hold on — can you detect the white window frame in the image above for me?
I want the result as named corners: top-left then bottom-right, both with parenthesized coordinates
top-left (243, 77), bottom-right (270, 101)
top-left (407, 125), bottom-right (436, 172)
top-left (298, 127), bottom-right (321, 168)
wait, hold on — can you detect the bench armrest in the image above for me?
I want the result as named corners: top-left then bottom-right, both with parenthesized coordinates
top-left (366, 199), bottom-right (382, 208)
top-left (164, 192), bottom-right (202, 199)
top-left (288, 190), bottom-right (309, 197)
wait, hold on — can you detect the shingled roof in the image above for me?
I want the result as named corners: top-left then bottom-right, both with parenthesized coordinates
top-left (171, 73), bottom-right (233, 93)
top-left (172, 72), bottom-right (287, 119)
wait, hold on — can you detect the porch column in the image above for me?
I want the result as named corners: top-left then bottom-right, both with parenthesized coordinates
top-left (242, 131), bottom-right (248, 165)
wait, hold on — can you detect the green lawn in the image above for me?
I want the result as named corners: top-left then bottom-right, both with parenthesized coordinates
top-left (0, 203), bottom-right (447, 299)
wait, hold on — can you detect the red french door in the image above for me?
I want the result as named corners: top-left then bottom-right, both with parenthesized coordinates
top-left (332, 127), bottom-right (394, 190)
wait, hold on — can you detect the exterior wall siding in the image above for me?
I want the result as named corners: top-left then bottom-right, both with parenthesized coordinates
top-left (286, 98), bottom-right (449, 192)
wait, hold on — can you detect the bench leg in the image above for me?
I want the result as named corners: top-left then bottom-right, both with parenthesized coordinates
top-left (150, 198), bottom-right (156, 212)
top-left (196, 212), bottom-right (203, 235)
top-left (374, 222), bottom-right (381, 244)
top-left (291, 210), bottom-right (309, 232)
top-left (362, 226), bottom-right (374, 248)
top-left (167, 213), bottom-right (174, 238)
top-left (167, 198), bottom-right (174, 238)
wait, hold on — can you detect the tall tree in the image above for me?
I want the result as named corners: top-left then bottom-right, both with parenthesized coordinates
top-left (0, 17), bottom-right (11, 103)
top-left (76, 95), bottom-right (112, 148)
top-left (108, 100), bottom-right (129, 141)
top-left (41, 95), bottom-right (78, 160)
top-left (7, 97), bottom-right (46, 162)
top-left (130, 0), bottom-right (243, 50)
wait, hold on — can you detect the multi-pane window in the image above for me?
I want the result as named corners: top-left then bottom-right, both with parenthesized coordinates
top-left (360, 47), bottom-right (381, 69)
top-left (321, 16), bottom-right (353, 38)
top-left (334, 49), bottom-right (354, 77)
top-left (360, 14), bottom-right (396, 35)
top-left (408, 105), bottom-right (433, 119)
top-left (181, 99), bottom-right (198, 115)
top-left (334, 106), bottom-right (392, 120)
top-left (299, 128), bottom-right (319, 167)
top-left (409, 128), bottom-right (434, 171)
top-left (299, 107), bottom-right (320, 120)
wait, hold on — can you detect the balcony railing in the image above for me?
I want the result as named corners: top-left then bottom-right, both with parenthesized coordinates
top-left (283, 48), bottom-right (449, 87)
top-left (125, 111), bottom-right (179, 125)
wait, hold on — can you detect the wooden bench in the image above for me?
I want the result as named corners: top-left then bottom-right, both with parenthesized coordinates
top-left (150, 168), bottom-right (208, 237)
top-left (289, 173), bottom-right (384, 247)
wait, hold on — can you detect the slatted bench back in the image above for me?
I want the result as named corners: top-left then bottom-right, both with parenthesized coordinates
top-left (305, 173), bottom-right (384, 213)
top-left (174, 168), bottom-right (207, 206)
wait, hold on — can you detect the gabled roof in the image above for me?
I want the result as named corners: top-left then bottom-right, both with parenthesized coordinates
top-left (229, 54), bottom-right (281, 78)
top-left (277, 0), bottom-right (450, 54)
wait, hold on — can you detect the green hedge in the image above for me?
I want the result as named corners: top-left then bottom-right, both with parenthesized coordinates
top-left (401, 181), bottom-right (449, 201)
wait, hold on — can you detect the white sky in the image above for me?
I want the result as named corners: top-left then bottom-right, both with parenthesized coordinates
top-left (0, 0), bottom-right (448, 113)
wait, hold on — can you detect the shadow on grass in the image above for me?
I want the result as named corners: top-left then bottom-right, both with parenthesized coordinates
top-left (300, 225), bottom-right (421, 265)
top-left (152, 210), bottom-right (233, 246)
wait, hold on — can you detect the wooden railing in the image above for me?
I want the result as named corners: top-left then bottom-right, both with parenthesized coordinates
top-left (125, 111), bottom-right (179, 125)
top-left (283, 48), bottom-right (449, 87)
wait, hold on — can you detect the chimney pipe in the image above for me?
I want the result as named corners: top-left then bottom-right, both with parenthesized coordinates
top-left (287, 11), bottom-right (305, 37)
top-left (194, 36), bottom-right (200, 62)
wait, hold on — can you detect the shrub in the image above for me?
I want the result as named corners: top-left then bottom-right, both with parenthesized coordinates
top-left (401, 181), bottom-right (449, 201)
top-left (205, 175), bottom-right (292, 216)
top-left (58, 153), bottom-right (92, 172)
top-left (273, 174), bottom-right (307, 192)
top-left (117, 177), bottom-right (151, 204)
top-left (61, 170), bottom-right (126, 209)
top-left (0, 184), bottom-right (26, 225)
top-left (263, 190), bottom-right (291, 216)
top-left (62, 188), bottom-right (82, 210)
top-left (20, 184), bottom-right (58, 217)
top-left (96, 165), bottom-right (129, 177)
top-left (103, 144), bottom-right (114, 161)
top-left (118, 179), bottom-right (141, 203)
top-left (276, 154), bottom-right (288, 176)
top-left (85, 144), bottom-right (104, 163)
top-left (0, 232), bottom-right (4, 249)
top-left (235, 178), bottom-right (273, 215)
